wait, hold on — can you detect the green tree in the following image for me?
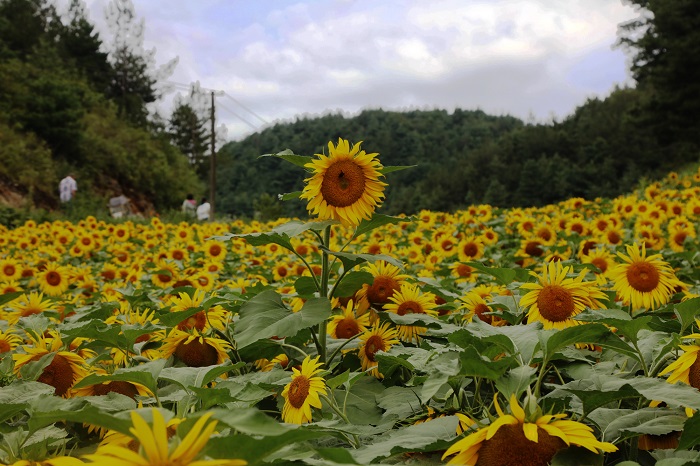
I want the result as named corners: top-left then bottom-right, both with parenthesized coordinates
top-left (169, 100), bottom-right (209, 178)
top-left (617, 0), bottom-right (700, 154)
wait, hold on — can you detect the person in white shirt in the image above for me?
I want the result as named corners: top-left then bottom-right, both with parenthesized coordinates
top-left (197, 197), bottom-right (211, 221)
top-left (59, 174), bottom-right (77, 202)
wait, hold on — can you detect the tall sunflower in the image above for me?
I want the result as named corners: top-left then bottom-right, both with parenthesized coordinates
top-left (609, 242), bottom-right (682, 310)
top-left (519, 261), bottom-right (606, 330)
top-left (442, 394), bottom-right (617, 465)
top-left (83, 409), bottom-right (246, 465)
top-left (384, 283), bottom-right (438, 343)
top-left (280, 355), bottom-right (327, 424)
top-left (299, 138), bottom-right (386, 227)
top-left (358, 322), bottom-right (400, 378)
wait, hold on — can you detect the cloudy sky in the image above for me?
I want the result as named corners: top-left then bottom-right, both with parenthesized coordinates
top-left (72, 0), bottom-right (639, 141)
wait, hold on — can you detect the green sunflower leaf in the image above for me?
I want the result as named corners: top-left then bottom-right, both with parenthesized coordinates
top-left (278, 191), bottom-right (302, 201)
top-left (259, 149), bottom-right (313, 168)
top-left (72, 358), bottom-right (166, 396)
top-left (234, 290), bottom-right (331, 348)
top-left (0, 291), bottom-right (22, 306)
top-left (675, 297), bottom-right (700, 334)
top-left (319, 247), bottom-right (403, 272)
top-left (679, 415), bottom-right (700, 450)
top-left (212, 219), bottom-right (337, 250)
top-left (352, 214), bottom-right (413, 240)
top-left (379, 165), bottom-right (416, 175)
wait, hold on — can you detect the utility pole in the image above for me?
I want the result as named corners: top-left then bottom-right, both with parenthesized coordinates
top-left (209, 91), bottom-right (216, 220)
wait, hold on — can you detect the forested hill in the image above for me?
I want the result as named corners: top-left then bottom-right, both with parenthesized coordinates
top-left (215, 85), bottom-right (695, 219)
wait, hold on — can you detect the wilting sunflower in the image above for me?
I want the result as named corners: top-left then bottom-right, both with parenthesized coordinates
top-left (83, 409), bottom-right (246, 466)
top-left (280, 355), bottom-right (327, 424)
top-left (384, 283), bottom-right (438, 343)
top-left (609, 242), bottom-right (682, 310)
top-left (358, 322), bottom-right (400, 378)
top-left (520, 261), bottom-right (607, 330)
top-left (160, 329), bottom-right (231, 367)
top-left (442, 394), bottom-right (617, 465)
top-left (299, 138), bottom-right (386, 227)
top-left (13, 331), bottom-right (89, 397)
top-left (328, 300), bottom-right (370, 339)
top-left (37, 263), bottom-right (70, 296)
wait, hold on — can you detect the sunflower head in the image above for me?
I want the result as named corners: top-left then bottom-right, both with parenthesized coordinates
top-left (299, 138), bottom-right (387, 227)
top-left (281, 355), bottom-right (328, 424)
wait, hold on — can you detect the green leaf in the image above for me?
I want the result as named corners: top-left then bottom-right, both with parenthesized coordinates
top-left (159, 361), bottom-right (243, 389)
top-left (278, 191), bottom-right (301, 201)
top-left (540, 323), bottom-right (639, 363)
top-left (675, 297), bottom-right (700, 334)
top-left (326, 370), bottom-right (351, 390)
top-left (379, 165), bottom-right (416, 175)
top-left (294, 276), bottom-right (318, 297)
top-left (234, 291), bottom-right (331, 348)
top-left (495, 365), bottom-right (538, 400)
top-left (0, 291), bottom-right (22, 306)
top-left (18, 352), bottom-right (55, 382)
top-left (207, 429), bottom-right (326, 466)
top-left (259, 149), bottom-right (312, 168)
top-left (421, 352), bottom-right (461, 403)
top-left (679, 415), bottom-right (700, 450)
top-left (333, 271), bottom-right (373, 298)
top-left (466, 262), bottom-right (530, 286)
top-left (351, 416), bottom-right (458, 464)
top-left (458, 346), bottom-right (513, 380)
top-left (352, 214), bottom-right (411, 240)
top-left (27, 394), bottom-right (134, 435)
top-left (320, 247), bottom-right (403, 271)
top-left (209, 407), bottom-right (291, 436)
top-left (73, 359), bottom-right (166, 396)
top-left (214, 219), bottom-right (337, 248)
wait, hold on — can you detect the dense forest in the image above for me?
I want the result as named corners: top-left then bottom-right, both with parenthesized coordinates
top-left (0, 0), bottom-right (698, 219)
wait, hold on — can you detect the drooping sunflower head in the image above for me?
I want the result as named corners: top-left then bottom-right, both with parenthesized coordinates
top-left (299, 138), bottom-right (387, 227)
top-left (659, 333), bottom-right (700, 389)
top-left (610, 242), bottom-right (683, 310)
top-left (442, 393), bottom-right (617, 465)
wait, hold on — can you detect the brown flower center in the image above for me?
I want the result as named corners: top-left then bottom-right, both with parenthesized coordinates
top-left (33, 353), bottom-right (74, 396)
top-left (462, 242), bottom-right (479, 257)
top-left (537, 228), bottom-right (552, 241)
top-left (688, 357), bottom-right (700, 390)
top-left (177, 311), bottom-right (208, 331)
top-left (0, 340), bottom-right (11, 353)
top-left (320, 159), bottom-right (366, 207)
top-left (93, 381), bottom-right (139, 399)
top-left (607, 231), bottom-right (621, 244)
top-left (626, 261), bottom-right (660, 292)
top-left (172, 250), bottom-right (185, 261)
top-left (475, 424), bottom-right (566, 466)
top-left (474, 303), bottom-right (492, 323)
top-left (536, 284), bottom-right (575, 322)
top-left (335, 318), bottom-right (361, 339)
top-left (158, 273), bottom-right (172, 283)
top-left (209, 245), bottom-right (222, 257)
top-left (397, 301), bottom-right (424, 316)
top-left (456, 264), bottom-right (472, 278)
top-left (591, 258), bottom-right (608, 273)
top-left (367, 277), bottom-right (400, 306)
top-left (365, 335), bottom-right (386, 362)
top-left (524, 241), bottom-right (543, 257)
top-left (3, 265), bottom-right (15, 276)
top-left (45, 271), bottom-right (62, 287)
top-left (287, 375), bottom-right (310, 408)
top-left (673, 232), bottom-right (688, 246)
top-left (174, 338), bottom-right (219, 367)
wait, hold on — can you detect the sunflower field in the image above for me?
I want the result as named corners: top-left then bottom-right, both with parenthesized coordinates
top-left (2, 139), bottom-right (700, 465)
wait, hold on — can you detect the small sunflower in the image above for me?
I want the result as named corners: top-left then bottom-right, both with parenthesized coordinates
top-left (355, 261), bottom-right (409, 312)
top-left (160, 329), bottom-right (231, 367)
top-left (358, 322), bottom-right (400, 378)
top-left (520, 261), bottom-right (606, 330)
top-left (255, 353), bottom-right (290, 372)
top-left (299, 138), bottom-right (387, 227)
top-left (384, 283), bottom-right (438, 343)
top-left (328, 300), bottom-right (370, 339)
top-left (6, 291), bottom-right (56, 324)
top-left (609, 242), bottom-right (682, 310)
top-left (281, 355), bottom-right (327, 424)
top-left (0, 328), bottom-right (22, 354)
top-left (37, 263), bottom-right (70, 296)
top-left (442, 394), bottom-right (617, 465)
top-left (168, 289), bottom-right (228, 331)
top-left (83, 409), bottom-right (246, 465)
top-left (457, 236), bottom-right (485, 262)
top-left (460, 291), bottom-right (506, 326)
top-left (0, 257), bottom-right (22, 281)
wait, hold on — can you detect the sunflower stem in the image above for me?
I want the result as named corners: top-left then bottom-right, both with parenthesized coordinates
top-left (318, 226), bottom-right (331, 364)
top-left (327, 331), bottom-right (362, 365)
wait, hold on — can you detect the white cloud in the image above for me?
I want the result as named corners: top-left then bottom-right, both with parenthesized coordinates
top-left (61, 0), bottom-right (637, 140)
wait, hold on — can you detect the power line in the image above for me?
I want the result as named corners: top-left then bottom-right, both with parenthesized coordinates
top-left (216, 101), bottom-right (259, 130)
top-left (222, 92), bottom-right (268, 125)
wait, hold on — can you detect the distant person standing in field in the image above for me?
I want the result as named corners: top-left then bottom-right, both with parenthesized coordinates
top-left (182, 193), bottom-right (197, 217)
top-left (59, 173), bottom-right (77, 203)
top-left (197, 197), bottom-right (211, 221)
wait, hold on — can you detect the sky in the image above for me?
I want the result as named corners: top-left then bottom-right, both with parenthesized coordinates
top-left (68, 0), bottom-right (639, 141)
